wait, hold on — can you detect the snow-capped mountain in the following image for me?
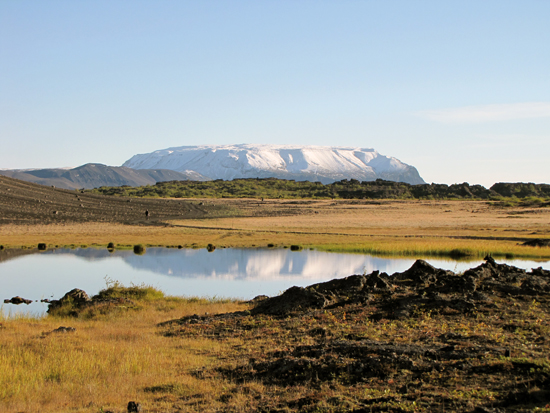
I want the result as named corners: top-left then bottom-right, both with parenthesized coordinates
top-left (123, 144), bottom-right (425, 185)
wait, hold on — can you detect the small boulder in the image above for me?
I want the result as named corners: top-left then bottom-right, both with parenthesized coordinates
top-left (252, 286), bottom-right (328, 315)
top-left (47, 288), bottom-right (91, 313)
top-left (52, 326), bottom-right (76, 333)
top-left (127, 401), bottom-right (142, 412)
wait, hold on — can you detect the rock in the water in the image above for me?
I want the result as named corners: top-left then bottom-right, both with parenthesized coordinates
top-left (4, 296), bottom-right (33, 305)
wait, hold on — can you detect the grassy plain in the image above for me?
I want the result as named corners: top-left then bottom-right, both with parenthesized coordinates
top-left (1, 197), bottom-right (550, 412)
top-left (2, 277), bottom-right (550, 412)
top-left (1, 199), bottom-right (549, 259)
top-left (0, 292), bottom-right (246, 413)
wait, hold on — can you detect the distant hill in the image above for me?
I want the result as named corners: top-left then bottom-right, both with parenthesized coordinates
top-left (0, 163), bottom-right (208, 190)
top-left (123, 144), bottom-right (426, 185)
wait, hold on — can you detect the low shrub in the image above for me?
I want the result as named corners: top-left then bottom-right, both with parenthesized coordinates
top-left (448, 248), bottom-right (475, 258)
top-left (94, 281), bottom-right (165, 302)
top-left (133, 244), bottom-right (146, 255)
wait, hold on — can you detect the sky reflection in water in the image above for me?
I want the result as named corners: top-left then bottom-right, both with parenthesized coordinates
top-left (1, 247), bottom-right (548, 316)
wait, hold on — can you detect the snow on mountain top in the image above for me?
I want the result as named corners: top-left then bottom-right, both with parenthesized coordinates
top-left (123, 144), bottom-right (425, 184)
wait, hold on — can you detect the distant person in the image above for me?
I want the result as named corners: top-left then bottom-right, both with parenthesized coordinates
top-left (145, 209), bottom-right (149, 219)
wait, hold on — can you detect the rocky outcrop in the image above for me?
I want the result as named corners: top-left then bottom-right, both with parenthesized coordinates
top-left (160, 258), bottom-right (550, 412)
top-left (46, 288), bottom-right (134, 316)
top-left (47, 288), bottom-right (91, 313)
top-left (247, 257), bottom-right (548, 318)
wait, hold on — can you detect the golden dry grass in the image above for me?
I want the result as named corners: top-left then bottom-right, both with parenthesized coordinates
top-left (0, 199), bottom-right (549, 258)
top-left (0, 299), bottom-right (246, 413)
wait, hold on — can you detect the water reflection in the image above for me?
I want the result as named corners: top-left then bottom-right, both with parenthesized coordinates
top-left (1, 247), bottom-right (548, 316)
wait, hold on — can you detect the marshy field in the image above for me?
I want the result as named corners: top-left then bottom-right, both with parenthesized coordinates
top-left (1, 175), bottom-right (550, 412)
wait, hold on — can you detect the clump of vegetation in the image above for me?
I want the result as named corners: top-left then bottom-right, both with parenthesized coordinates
top-left (107, 242), bottom-right (115, 250)
top-left (37, 243), bottom-right (47, 250)
top-left (94, 279), bottom-right (165, 302)
top-left (448, 248), bottom-right (476, 258)
top-left (290, 244), bottom-right (303, 251)
top-left (87, 177), bottom-right (550, 201)
top-left (133, 244), bottom-right (146, 255)
top-left (0, 290), bottom-right (246, 413)
top-left (47, 280), bottom-right (168, 319)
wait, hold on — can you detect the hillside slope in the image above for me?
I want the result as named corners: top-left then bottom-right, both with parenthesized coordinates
top-left (0, 164), bottom-right (208, 190)
top-left (0, 175), bottom-right (218, 225)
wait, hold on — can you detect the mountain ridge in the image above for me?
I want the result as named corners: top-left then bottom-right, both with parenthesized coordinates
top-left (0, 163), bottom-right (208, 190)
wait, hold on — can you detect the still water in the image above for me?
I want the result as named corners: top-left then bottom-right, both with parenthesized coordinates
top-left (1, 247), bottom-right (548, 316)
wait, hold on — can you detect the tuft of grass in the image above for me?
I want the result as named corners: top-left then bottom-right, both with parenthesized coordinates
top-left (448, 248), bottom-right (476, 258)
top-left (133, 244), bottom-right (146, 255)
top-left (94, 280), bottom-right (165, 302)
top-left (0, 297), bottom-right (246, 412)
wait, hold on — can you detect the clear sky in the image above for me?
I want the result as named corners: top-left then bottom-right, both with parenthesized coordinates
top-left (1, 1), bottom-right (549, 186)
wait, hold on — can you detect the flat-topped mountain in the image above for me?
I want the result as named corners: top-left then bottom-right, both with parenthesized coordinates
top-left (123, 144), bottom-right (425, 185)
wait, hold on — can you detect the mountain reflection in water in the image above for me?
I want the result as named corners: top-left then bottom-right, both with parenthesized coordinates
top-left (1, 247), bottom-right (548, 316)
top-left (49, 247), bottom-right (415, 280)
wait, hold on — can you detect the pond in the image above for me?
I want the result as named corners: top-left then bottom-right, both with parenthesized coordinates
top-left (1, 247), bottom-right (548, 316)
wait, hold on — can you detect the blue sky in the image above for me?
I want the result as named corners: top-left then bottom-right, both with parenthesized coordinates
top-left (1, 1), bottom-right (549, 186)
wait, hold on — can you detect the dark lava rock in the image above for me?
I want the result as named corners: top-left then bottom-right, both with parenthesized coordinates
top-left (4, 296), bottom-right (33, 305)
top-left (248, 256), bottom-right (550, 317)
top-left (47, 288), bottom-right (91, 313)
top-left (251, 286), bottom-right (329, 315)
top-left (52, 326), bottom-right (76, 333)
top-left (56, 288), bottom-right (89, 304)
top-left (47, 287), bottom-right (137, 316)
top-left (127, 401), bottom-right (141, 412)
top-left (246, 295), bottom-right (269, 304)
top-left (392, 259), bottom-right (453, 287)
